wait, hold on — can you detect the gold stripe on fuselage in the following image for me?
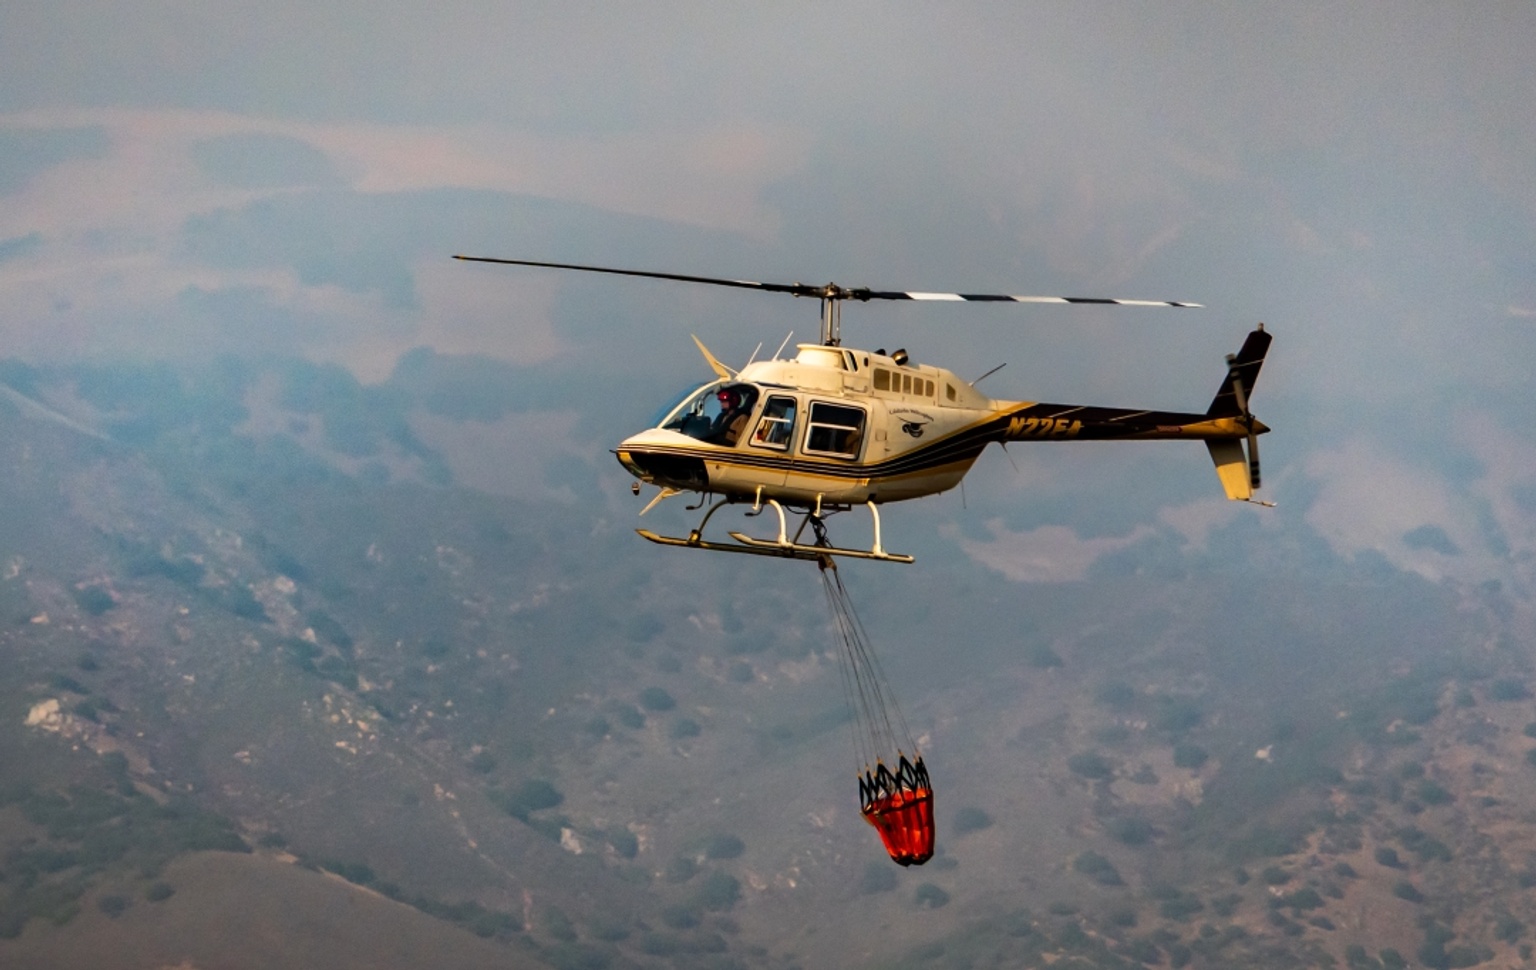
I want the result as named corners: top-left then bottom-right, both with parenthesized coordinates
top-left (617, 401), bottom-right (1255, 503)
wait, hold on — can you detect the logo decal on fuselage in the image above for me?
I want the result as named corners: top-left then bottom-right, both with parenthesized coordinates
top-left (891, 408), bottom-right (935, 439)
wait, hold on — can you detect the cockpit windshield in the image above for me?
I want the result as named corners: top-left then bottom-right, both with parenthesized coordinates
top-left (655, 381), bottom-right (760, 446)
top-left (648, 383), bottom-right (718, 430)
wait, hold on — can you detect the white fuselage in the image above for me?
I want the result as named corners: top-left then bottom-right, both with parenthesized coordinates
top-left (615, 344), bottom-right (1008, 507)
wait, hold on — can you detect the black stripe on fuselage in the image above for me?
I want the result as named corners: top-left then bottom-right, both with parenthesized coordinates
top-left (622, 402), bottom-right (1212, 483)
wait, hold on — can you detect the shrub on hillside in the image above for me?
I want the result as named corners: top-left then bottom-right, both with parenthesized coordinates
top-left (860, 861), bottom-right (898, 894)
top-left (1105, 815), bottom-right (1154, 846)
top-left (1072, 851), bottom-right (1123, 886)
top-left (498, 779), bottom-right (564, 820)
top-left (1489, 678), bottom-right (1531, 701)
top-left (1173, 742), bottom-right (1210, 770)
top-left (703, 834), bottom-right (745, 860)
top-left (694, 871), bottom-right (740, 911)
top-left (952, 806), bottom-right (994, 835)
top-left (1067, 752), bottom-right (1114, 781)
top-left (914, 883), bottom-right (950, 909)
top-left (638, 687), bottom-right (676, 712)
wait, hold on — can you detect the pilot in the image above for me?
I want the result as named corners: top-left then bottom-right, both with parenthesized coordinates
top-left (711, 388), bottom-right (751, 446)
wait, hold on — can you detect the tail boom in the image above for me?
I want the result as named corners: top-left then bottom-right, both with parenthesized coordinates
top-left (995, 407), bottom-right (1265, 443)
top-left (989, 326), bottom-right (1273, 501)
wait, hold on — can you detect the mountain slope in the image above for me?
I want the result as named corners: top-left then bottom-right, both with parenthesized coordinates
top-left (2, 360), bottom-right (1535, 970)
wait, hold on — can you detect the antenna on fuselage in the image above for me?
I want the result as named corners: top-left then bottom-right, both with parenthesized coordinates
top-left (971, 362), bottom-right (1007, 387)
top-left (771, 331), bottom-right (795, 360)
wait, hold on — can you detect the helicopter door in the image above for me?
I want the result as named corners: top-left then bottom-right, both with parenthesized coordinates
top-left (749, 396), bottom-right (798, 451)
top-left (728, 394), bottom-right (792, 491)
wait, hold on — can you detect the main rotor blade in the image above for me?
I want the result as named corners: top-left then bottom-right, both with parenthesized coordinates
top-left (452, 255), bottom-right (812, 296)
top-left (452, 255), bottom-right (1201, 307)
top-left (861, 290), bottom-right (1202, 308)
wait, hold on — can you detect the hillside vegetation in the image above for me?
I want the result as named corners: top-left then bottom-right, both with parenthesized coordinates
top-left (1, 358), bottom-right (1534, 969)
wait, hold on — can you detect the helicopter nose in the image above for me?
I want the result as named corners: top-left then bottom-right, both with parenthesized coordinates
top-left (614, 436), bottom-right (709, 492)
top-left (615, 448), bottom-right (646, 480)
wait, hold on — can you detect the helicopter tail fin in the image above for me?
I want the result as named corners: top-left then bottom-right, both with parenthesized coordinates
top-left (1205, 326), bottom-right (1271, 418)
top-left (1203, 325), bottom-right (1272, 503)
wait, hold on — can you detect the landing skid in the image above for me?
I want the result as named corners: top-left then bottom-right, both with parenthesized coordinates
top-left (635, 497), bottom-right (914, 565)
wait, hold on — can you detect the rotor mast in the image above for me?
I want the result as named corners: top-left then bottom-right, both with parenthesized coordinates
top-left (819, 291), bottom-right (842, 346)
top-left (796, 283), bottom-right (869, 347)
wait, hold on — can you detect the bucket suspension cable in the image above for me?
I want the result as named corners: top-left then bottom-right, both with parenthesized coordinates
top-left (816, 553), bottom-right (935, 866)
top-left (819, 556), bottom-right (907, 766)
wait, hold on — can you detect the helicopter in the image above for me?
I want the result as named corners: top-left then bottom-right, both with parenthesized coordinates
top-left (453, 256), bottom-right (1272, 565)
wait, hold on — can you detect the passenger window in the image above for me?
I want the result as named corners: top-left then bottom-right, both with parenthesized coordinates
top-left (804, 402), bottom-right (866, 458)
top-left (901, 374), bottom-right (911, 394)
top-left (946, 383), bottom-right (956, 402)
top-left (751, 396), bottom-right (797, 450)
top-left (874, 369), bottom-right (890, 391)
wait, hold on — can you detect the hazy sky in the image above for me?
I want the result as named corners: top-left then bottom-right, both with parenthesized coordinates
top-left (3, 2), bottom-right (1534, 591)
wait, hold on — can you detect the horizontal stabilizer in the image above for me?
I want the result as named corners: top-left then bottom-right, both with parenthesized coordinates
top-left (1207, 439), bottom-right (1253, 501)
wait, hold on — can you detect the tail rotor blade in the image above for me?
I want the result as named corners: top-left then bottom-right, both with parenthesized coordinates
top-left (1247, 429), bottom-right (1262, 490)
top-left (1230, 374), bottom-right (1250, 419)
top-left (1229, 373), bottom-right (1262, 490)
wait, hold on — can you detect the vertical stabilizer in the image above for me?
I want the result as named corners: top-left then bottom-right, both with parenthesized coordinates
top-left (1207, 327), bottom-right (1272, 418)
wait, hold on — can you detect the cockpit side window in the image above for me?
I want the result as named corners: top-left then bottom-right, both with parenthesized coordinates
top-left (803, 401), bottom-right (866, 459)
top-left (706, 384), bottom-right (758, 446)
top-left (661, 382), bottom-right (759, 446)
top-left (750, 396), bottom-right (797, 451)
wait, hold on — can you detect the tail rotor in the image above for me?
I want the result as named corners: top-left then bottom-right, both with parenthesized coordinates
top-left (1205, 324), bottom-right (1273, 504)
top-left (1226, 355), bottom-right (1261, 490)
